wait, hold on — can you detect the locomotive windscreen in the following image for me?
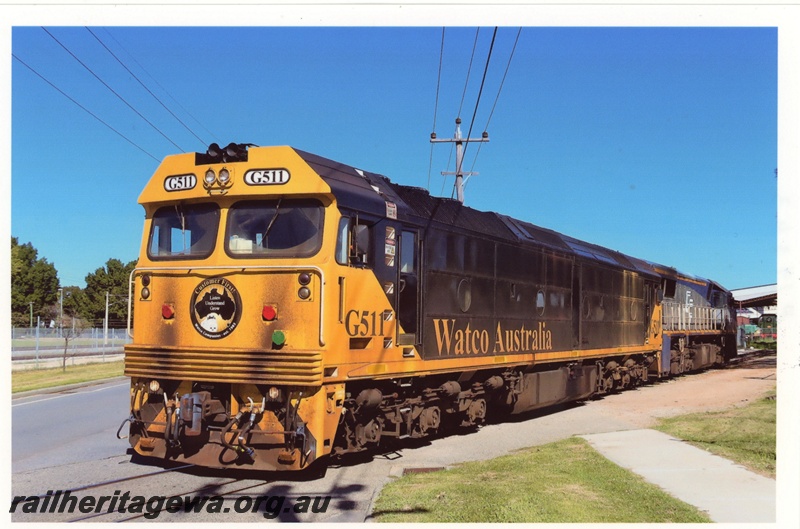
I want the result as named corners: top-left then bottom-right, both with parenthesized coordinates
top-left (225, 199), bottom-right (325, 258)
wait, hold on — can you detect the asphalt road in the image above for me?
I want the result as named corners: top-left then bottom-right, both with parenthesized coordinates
top-left (12, 379), bottom-right (131, 474)
top-left (10, 356), bottom-right (777, 523)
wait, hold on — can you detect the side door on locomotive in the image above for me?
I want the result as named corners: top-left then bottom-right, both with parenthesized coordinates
top-left (340, 210), bottom-right (422, 352)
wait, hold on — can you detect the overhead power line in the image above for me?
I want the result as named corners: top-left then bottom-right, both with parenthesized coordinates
top-left (483, 28), bottom-right (521, 137)
top-left (431, 28), bottom-right (446, 134)
top-left (101, 27), bottom-right (217, 144)
top-left (13, 53), bottom-right (160, 162)
top-left (461, 27), bottom-right (497, 167)
top-left (468, 28), bottom-right (522, 178)
top-left (458, 28), bottom-right (480, 118)
top-left (427, 27), bottom-right (446, 192)
top-left (41, 27), bottom-right (186, 152)
top-left (85, 27), bottom-right (209, 149)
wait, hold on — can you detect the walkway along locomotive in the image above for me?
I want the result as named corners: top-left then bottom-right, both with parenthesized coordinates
top-left (122, 143), bottom-right (737, 471)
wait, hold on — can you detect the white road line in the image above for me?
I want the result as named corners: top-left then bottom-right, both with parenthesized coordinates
top-left (12, 382), bottom-right (129, 407)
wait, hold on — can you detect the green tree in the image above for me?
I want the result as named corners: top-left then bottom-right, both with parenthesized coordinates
top-left (11, 237), bottom-right (60, 327)
top-left (61, 285), bottom-right (90, 319)
top-left (82, 258), bottom-right (137, 328)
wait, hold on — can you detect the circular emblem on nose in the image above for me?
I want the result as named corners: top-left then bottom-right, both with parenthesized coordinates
top-left (190, 277), bottom-right (241, 339)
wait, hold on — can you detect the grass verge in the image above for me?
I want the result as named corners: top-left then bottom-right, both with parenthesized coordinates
top-left (371, 436), bottom-right (709, 523)
top-left (12, 361), bottom-right (124, 394)
top-left (655, 388), bottom-right (776, 478)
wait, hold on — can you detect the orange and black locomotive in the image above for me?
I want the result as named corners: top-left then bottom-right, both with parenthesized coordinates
top-left (123, 143), bottom-right (737, 471)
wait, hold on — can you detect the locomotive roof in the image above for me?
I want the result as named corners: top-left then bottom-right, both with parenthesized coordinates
top-left (186, 145), bottom-right (722, 291)
top-left (293, 148), bottom-right (663, 279)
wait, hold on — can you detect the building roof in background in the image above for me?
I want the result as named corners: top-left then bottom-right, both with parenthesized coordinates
top-left (731, 284), bottom-right (777, 307)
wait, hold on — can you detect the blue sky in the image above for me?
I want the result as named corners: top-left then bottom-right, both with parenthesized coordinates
top-left (8, 22), bottom-right (778, 291)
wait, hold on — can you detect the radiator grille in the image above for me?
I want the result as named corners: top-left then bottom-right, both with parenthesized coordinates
top-left (124, 345), bottom-right (323, 385)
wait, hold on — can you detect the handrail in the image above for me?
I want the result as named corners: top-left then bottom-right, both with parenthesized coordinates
top-left (660, 300), bottom-right (726, 333)
top-left (127, 265), bottom-right (326, 346)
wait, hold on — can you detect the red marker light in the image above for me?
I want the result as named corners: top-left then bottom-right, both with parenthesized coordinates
top-left (262, 305), bottom-right (277, 321)
top-left (162, 304), bottom-right (175, 319)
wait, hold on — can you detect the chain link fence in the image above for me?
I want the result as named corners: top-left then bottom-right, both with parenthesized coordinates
top-left (10, 326), bottom-right (132, 363)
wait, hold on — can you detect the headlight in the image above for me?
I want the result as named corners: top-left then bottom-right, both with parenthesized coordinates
top-left (218, 168), bottom-right (230, 184)
top-left (204, 169), bottom-right (216, 184)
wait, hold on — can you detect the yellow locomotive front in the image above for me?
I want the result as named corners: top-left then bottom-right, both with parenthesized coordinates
top-left (124, 144), bottom-right (393, 471)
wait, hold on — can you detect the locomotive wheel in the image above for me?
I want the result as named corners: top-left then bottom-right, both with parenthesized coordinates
top-left (419, 406), bottom-right (441, 435)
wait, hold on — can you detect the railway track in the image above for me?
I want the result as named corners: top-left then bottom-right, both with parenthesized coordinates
top-left (723, 348), bottom-right (776, 370)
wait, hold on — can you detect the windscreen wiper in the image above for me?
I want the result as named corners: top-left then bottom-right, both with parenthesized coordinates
top-left (174, 203), bottom-right (187, 252)
top-left (262, 198), bottom-right (283, 247)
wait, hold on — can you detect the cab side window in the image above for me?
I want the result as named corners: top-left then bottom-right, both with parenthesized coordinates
top-left (400, 231), bottom-right (416, 273)
top-left (335, 216), bottom-right (372, 267)
top-left (335, 217), bottom-right (350, 265)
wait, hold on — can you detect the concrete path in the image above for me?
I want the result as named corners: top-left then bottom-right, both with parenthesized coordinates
top-left (581, 429), bottom-right (775, 523)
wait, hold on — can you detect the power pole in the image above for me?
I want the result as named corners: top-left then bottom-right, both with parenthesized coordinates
top-left (59, 288), bottom-right (63, 338)
top-left (36, 316), bottom-right (40, 368)
top-left (430, 117), bottom-right (489, 203)
top-left (104, 291), bottom-right (109, 346)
